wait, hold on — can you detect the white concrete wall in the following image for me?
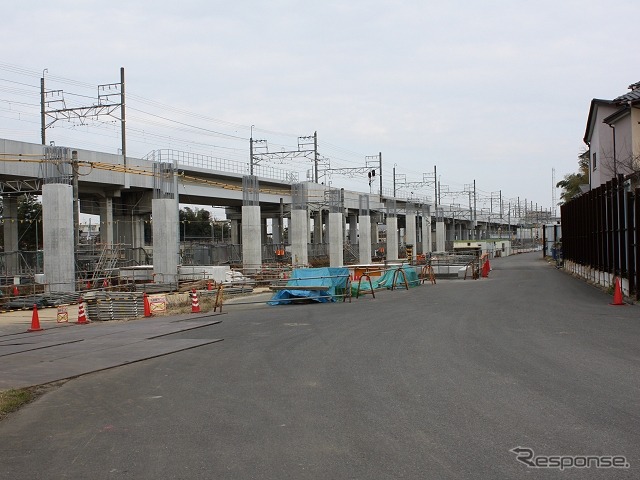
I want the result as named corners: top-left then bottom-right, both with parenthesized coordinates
top-left (43, 184), bottom-right (75, 292)
top-left (241, 205), bottom-right (262, 272)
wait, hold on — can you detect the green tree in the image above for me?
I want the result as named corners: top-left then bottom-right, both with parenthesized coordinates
top-left (0, 194), bottom-right (43, 251)
top-left (179, 207), bottom-right (212, 240)
top-left (557, 151), bottom-right (589, 204)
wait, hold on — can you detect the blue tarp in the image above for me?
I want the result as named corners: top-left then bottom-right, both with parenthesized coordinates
top-left (268, 267), bottom-right (350, 305)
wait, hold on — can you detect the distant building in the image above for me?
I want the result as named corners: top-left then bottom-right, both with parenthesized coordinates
top-left (584, 82), bottom-right (640, 188)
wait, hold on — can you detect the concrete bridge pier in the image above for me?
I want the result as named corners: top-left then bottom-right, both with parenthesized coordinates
top-left (359, 214), bottom-right (372, 264)
top-left (152, 198), bottom-right (179, 284)
top-left (43, 184), bottom-right (75, 292)
top-left (421, 208), bottom-right (432, 254)
top-left (230, 218), bottom-right (240, 244)
top-left (272, 217), bottom-right (282, 244)
top-left (99, 197), bottom-right (114, 246)
top-left (371, 216), bottom-right (379, 247)
top-left (3, 196), bottom-right (19, 275)
top-left (291, 208), bottom-right (308, 267)
top-left (328, 211), bottom-right (344, 267)
top-left (405, 210), bottom-right (417, 262)
top-left (113, 214), bottom-right (147, 261)
top-left (386, 216), bottom-right (399, 261)
top-left (241, 205), bottom-right (262, 273)
top-left (313, 210), bottom-right (323, 244)
top-left (435, 220), bottom-right (446, 252)
top-left (348, 214), bottom-right (358, 245)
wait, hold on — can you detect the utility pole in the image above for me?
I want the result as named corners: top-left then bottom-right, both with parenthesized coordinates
top-left (378, 152), bottom-right (383, 200)
top-left (72, 150), bottom-right (80, 251)
top-left (393, 165), bottom-right (396, 197)
top-left (551, 167), bottom-right (557, 217)
top-left (249, 137), bottom-right (254, 175)
top-left (314, 131), bottom-right (319, 183)
top-left (434, 165), bottom-right (437, 207)
top-left (120, 67), bottom-right (126, 169)
top-left (473, 179), bottom-right (477, 222)
top-left (40, 75), bottom-right (46, 145)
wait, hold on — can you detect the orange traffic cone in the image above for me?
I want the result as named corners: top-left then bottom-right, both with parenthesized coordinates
top-left (102, 278), bottom-right (109, 288)
top-left (12, 285), bottom-right (19, 297)
top-left (77, 298), bottom-right (89, 324)
top-left (143, 292), bottom-right (152, 317)
top-left (27, 304), bottom-right (43, 332)
top-left (610, 277), bottom-right (626, 306)
top-left (191, 289), bottom-right (201, 313)
top-left (207, 280), bottom-right (213, 291)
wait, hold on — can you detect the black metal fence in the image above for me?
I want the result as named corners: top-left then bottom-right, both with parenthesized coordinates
top-left (561, 174), bottom-right (640, 299)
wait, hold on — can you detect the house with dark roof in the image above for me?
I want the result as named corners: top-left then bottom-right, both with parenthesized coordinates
top-left (583, 82), bottom-right (640, 188)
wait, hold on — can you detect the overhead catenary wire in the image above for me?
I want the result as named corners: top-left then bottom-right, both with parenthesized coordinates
top-left (0, 64), bottom-right (544, 208)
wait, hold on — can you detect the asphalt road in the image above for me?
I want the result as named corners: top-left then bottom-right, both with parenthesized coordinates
top-left (1, 253), bottom-right (639, 479)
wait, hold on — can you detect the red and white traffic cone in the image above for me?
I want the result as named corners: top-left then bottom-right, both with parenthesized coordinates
top-left (191, 289), bottom-right (201, 313)
top-left (77, 298), bottom-right (89, 324)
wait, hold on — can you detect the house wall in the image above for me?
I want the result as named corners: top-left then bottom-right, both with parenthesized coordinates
top-left (633, 107), bottom-right (640, 162)
top-left (590, 104), bottom-right (617, 188)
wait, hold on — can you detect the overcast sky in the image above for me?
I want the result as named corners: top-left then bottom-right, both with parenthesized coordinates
top-left (1, 0), bottom-right (638, 215)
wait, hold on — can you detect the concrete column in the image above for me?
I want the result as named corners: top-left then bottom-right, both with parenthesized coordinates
top-left (447, 222), bottom-right (455, 242)
top-left (328, 212), bottom-right (344, 267)
top-left (261, 217), bottom-right (268, 244)
top-left (359, 215), bottom-right (372, 264)
top-left (313, 210), bottom-right (323, 243)
top-left (348, 214), bottom-right (358, 245)
top-left (421, 214), bottom-right (432, 254)
top-left (272, 217), bottom-right (282, 244)
top-left (230, 219), bottom-right (239, 244)
top-left (371, 218), bottom-right (379, 244)
top-left (43, 184), bottom-right (75, 292)
top-left (291, 209), bottom-right (309, 267)
top-left (99, 197), bottom-right (114, 246)
top-left (242, 205), bottom-right (262, 272)
top-left (386, 216), bottom-right (398, 261)
top-left (435, 221), bottom-right (446, 252)
top-left (405, 212), bottom-right (417, 262)
top-left (3, 196), bottom-right (19, 274)
top-left (132, 215), bottom-right (146, 264)
top-left (152, 198), bottom-right (179, 284)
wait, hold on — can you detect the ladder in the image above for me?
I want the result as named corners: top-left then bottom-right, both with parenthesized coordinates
top-left (89, 243), bottom-right (123, 287)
